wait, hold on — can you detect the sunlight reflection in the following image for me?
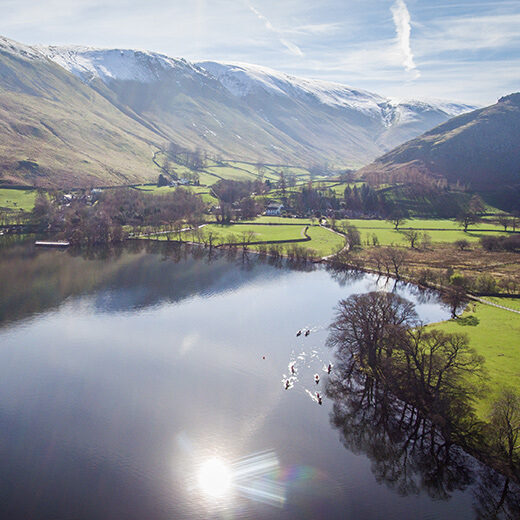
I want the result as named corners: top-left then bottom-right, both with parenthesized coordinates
top-left (194, 450), bottom-right (286, 507)
top-left (197, 457), bottom-right (233, 498)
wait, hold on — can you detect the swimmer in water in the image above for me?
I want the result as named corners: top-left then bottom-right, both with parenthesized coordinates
top-left (305, 330), bottom-right (310, 337)
top-left (285, 380), bottom-right (290, 390)
top-left (296, 330), bottom-right (302, 337)
top-left (314, 374), bottom-right (320, 384)
top-left (317, 392), bottom-right (322, 405)
top-left (291, 365), bottom-right (296, 375)
top-left (327, 363), bottom-right (332, 374)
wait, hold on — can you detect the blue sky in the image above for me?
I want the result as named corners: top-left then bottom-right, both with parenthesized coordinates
top-left (1, 0), bottom-right (519, 105)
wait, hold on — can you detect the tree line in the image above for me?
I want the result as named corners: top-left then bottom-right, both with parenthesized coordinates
top-left (31, 188), bottom-right (205, 245)
top-left (327, 291), bottom-right (520, 481)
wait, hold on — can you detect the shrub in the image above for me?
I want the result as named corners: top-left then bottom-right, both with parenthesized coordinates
top-left (474, 274), bottom-right (498, 294)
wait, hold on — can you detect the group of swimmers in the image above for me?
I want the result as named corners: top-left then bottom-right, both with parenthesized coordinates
top-left (284, 363), bottom-right (332, 405)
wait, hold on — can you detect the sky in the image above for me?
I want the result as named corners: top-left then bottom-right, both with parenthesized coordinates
top-left (1, 0), bottom-right (519, 105)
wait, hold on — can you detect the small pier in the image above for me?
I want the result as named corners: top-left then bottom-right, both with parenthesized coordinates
top-left (34, 241), bottom-right (70, 247)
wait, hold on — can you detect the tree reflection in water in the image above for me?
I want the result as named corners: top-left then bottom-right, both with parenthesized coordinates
top-left (473, 467), bottom-right (520, 519)
top-left (325, 339), bottom-right (520, 518)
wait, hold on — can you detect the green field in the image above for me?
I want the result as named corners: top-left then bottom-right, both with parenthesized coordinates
top-left (304, 226), bottom-right (345, 257)
top-left (231, 216), bottom-right (516, 249)
top-left (200, 223), bottom-right (305, 242)
top-left (481, 297), bottom-right (520, 312)
top-left (134, 184), bottom-right (218, 205)
top-left (0, 188), bottom-right (37, 212)
top-left (147, 221), bottom-right (344, 258)
top-left (336, 218), bottom-right (513, 246)
top-left (432, 300), bottom-right (520, 418)
top-left (205, 166), bottom-right (258, 182)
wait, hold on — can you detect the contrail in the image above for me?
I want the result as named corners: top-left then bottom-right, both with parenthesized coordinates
top-left (391, 0), bottom-right (420, 78)
top-left (246, 2), bottom-right (304, 57)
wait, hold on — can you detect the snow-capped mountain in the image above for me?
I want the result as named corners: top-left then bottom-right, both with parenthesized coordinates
top-left (40, 45), bottom-right (205, 84)
top-left (0, 36), bottom-right (479, 187)
top-left (198, 61), bottom-right (474, 121)
top-left (38, 46), bottom-right (477, 167)
top-left (197, 61), bottom-right (386, 115)
top-left (0, 36), bottom-right (169, 188)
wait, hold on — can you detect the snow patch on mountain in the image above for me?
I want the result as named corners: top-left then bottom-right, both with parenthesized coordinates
top-left (0, 36), bottom-right (42, 60)
top-left (197, 61), bottom-right (478, 124)
top-left (198, 61), bottom-right (386, 116)
top-left (38, 46), bottom-right (203, 83)
top-left (38, 47), bottom-right (476, 125)
top-left (37, 46), bottom-right (477, 133)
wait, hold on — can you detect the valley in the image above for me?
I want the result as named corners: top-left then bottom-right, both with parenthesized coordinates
top-left (1, 24), bottom-right (519, 520)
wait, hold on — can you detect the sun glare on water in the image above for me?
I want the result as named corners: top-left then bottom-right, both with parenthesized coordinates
top-left (197, 457), bottom-right (233, 498)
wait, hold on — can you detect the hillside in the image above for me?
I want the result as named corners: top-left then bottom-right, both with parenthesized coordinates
top-left (358, 94), bottom-right (520, 199)
top-left (0, 35), bottom-right (477, 188)
top-left (199, 62), bottom-right (475, 165)
top-left (0, 37), bottom-right (166, 188)
top-left (39, 47), bottom-right (474, 169)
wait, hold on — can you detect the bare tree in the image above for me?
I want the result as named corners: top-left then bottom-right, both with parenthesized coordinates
top-left (457, 210), bottom-right (480, 232)
top-left (497, 214), bottom-right (512, 232)
top-left (443, 286), bottom-right (468, 318)
top-left (382, 247), bottom-right (408, 279)
top-left (387, 209), bottom-right (408, 230)
top-left (457, 195), bottom-right (485, 232)
top-left (489, 388), bottom-right (520, 466)
top-left (403, 229), bottom-right (420, 249)
top-left (328, 291), bottom-right (418, 370)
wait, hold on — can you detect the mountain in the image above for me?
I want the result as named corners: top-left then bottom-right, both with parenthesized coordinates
top-left (0, 35), bottom-right (476, 188)
top-left (198, 61), bottom-right (475, 163)
top-left (0, 37), bottom-right (165, 188)
top-left (39, 47), bottom-right (475, 168)
top-left (357, 93), bottom-right (520, 193)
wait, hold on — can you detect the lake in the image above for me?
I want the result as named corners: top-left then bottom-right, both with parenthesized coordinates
top-left (0, 240), bottom-right (516, 519)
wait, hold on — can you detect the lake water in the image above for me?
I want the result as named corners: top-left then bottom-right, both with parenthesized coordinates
top-left (0, 241), bottom-right (516, 519)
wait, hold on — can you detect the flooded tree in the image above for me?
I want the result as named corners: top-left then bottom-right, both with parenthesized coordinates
top-left (324, 294), bottom-right (520, 515)
top-left (489, 388), bottom-right (520, 467)
top-left (328, 291), bottom-right (418, 371)
top-left (326, 363), bottom-right (474, 501)
top-left (473, 468), bottom-right (520, 520)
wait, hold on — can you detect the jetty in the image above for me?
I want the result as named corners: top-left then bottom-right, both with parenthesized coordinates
top-left (34, 241), bottom-right (70, 247)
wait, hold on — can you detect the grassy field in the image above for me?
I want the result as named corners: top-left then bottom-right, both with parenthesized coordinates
top-left (304, 226), bottom-right (345, 257)
top-left (236, 216), bottom-right (516, 248)
top-left (340, 218), bottom-right (505, 231)
top-left (481, 297), bottom-right (520, 312)
top-left (0, 188), bottom-right (37, 212)
top-left (146, 221), bottom-right (345, 258)
top-left (205, 166), bottom-right (258, 182)
top-left (336, 218), bottom-right (512, 246)
top-left (134, 185), bottom-right (218, 205)
top-left (200, 223), bottom-right (306, 242)
top-left (432, 301), bottom-right (520, 418)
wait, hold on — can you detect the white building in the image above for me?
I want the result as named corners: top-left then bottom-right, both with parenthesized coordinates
top-left (265, 203), bottom-right (284, 216)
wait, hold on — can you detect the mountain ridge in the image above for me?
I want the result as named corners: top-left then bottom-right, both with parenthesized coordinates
top-left (0, 35), bottom-right (479, 187)
top-left (357, 93), bottom-right (520, 201)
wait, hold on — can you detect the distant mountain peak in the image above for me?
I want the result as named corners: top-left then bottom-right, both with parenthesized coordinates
top-left (358, 92), bottom-right (520, 192)
top-left (498, 92), bottom-right (520, 105)
top-left (197, 61), bottom-right (477, 124)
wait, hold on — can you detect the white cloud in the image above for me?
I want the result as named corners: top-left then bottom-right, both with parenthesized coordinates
top-left (415, 13), bottom-right (520, 56)
top-left (391, 0), bottom-right (420, 78)
top-left (288, 23), bottom-right (342, 36)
